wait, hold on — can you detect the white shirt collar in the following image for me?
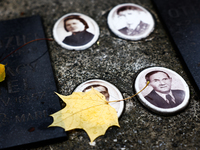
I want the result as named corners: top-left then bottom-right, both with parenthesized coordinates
top-left (155, 90), bottom-right (176, 103)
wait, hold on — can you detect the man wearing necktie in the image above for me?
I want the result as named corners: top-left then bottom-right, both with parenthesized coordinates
top-left (144, 71), bottom-right (185, 108)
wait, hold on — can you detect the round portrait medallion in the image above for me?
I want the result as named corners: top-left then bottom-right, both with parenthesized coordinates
top-left (74, 79), bottom-right (124, 117)
top-left (53, 13), bottom-right (100, 50)
top-left (108, 3), bottom-right (155, 40)
top-left (134, 67), bottom-right (190, 115)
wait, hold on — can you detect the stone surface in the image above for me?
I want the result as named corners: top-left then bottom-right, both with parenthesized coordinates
top-left (0, 0), bottom-right (199, 149)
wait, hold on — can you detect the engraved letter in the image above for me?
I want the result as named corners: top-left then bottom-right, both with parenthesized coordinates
top-left (27, 113), bottom-right (34, 121)
top-left (7, 80), bottom-right (19, 93)
top-left (0, 97), bottom-right (10, 106)
top-left (168, 9), bottom-right (180, 18)
top-left (16, 114), bottom-right (25, 123)
top-left (6, 67), bottom-right (16, 77)
top-left (23, 35), bottom-right (27, 44)
top-left (5, 36), bottom-right (15, 48)
top-left (0, 39), bottom-right (3, 49)
top-left (0, 113), bottom-right (9, 127)
top-left (43, 110), bottom-right (47, 118)
top-left (15, 35), bottom-right (22, 46)
top-left (179, 6), bottom-right (188, 16)
top-left (35, 111), bottom-right (43, 119)
top-left (23, 78), bottom-right (28, 90)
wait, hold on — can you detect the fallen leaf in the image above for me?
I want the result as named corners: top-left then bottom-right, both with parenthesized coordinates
top-left (49, 88), bottom-right (119, 142)
top-left (0, 64), bottom-right (6, 82)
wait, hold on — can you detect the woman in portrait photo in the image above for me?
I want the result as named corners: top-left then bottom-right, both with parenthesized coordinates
top-left (62, 15), bottom-right (94, 46)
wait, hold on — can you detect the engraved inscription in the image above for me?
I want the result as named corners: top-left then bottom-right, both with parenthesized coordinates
top-left (16, 63), bottom-right (37, 74)
top-left (5, 36), bottom-right (15, 48)
top-left (168, 6), bottom-right (197, 18)
top-left (168, 9), bottom-right (179, 18)
top-left (1, 63), bottom-right (39, 95)
top-left (15, 110), bottom-right (47, 123)
top-left (16, 114), bottom-right (25, 123)
top-left (7, 80), bottom-right (20, 93)
top-left (0, 33), bottom-right (39, 50)
top-left (0, 113), bottom-right (9, 127)
top-left (6, 67), bottom-right (16, 77)
top-left (1, 97), bottom-right (10, 106)
top-left (15, 35), bottom-right (22, 46)
top-left (0, 40), bottom-right (2, 49)
top-left (0, 91), bottom-right (46, 106)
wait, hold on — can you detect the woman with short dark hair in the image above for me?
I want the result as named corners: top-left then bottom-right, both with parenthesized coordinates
top-left (62, 15), bottom-right (94, 46)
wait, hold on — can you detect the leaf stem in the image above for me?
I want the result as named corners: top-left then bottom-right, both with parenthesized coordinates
top-left (0, 38), bottom-right (54, 63)
top-left (107, 81), bottom-right (150, 103)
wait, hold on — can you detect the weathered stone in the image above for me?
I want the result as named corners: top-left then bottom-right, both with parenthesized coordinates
top-left (0, 0), bottom-right (199, 149)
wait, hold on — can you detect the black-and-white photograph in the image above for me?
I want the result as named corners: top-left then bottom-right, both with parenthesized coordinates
top-left (108, 3), bottom-right (155, 40)
top-left (53, 13), bottom-right (99, 50)
top-left (134, 67), bottom-right (190, 114)
top-left (74, 79), bottom-right (124, 117)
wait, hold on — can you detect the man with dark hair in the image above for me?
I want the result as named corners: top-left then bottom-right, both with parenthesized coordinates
top-left (117, 6), bottom-right (149, 36)
top-left (62, 15), bottom-right (94, 46)
top-left (83, 84), bottom-right (110, 101)
top-left (144, 70), bottom-right (185, 108)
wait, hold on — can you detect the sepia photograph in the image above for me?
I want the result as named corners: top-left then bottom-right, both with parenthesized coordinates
top-left (74, 79), bottom-right (124, 117)
top-left (108, 3), bottom-right (155, 40)
top-left (53, 13), bottom-right (99, 50)
top-left (134, 67), bottom-right (190, 114)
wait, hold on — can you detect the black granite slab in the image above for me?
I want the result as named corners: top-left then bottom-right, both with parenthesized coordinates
top-left (0, 16), bottom-right (66, 149)
top-left (152, 0), bottom-right (200, 92)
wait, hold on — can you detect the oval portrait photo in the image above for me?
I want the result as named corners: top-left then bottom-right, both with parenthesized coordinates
top-left (74, 79), bottom-right (124, 117)
top-left (108, 3), bottom-right (155, 40)
top-left (53, 13), bottom-right (99, 50)
top-left (134, 67), bottom-right (190, 115)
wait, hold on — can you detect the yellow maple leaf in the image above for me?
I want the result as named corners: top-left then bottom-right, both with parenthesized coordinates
top-left (0, 64), bottom-right (6, 82)
top-left (49, 88), bottom-right (119, 142)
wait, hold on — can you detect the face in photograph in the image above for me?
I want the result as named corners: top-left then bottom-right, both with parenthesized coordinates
top-left (74, 79), bottom-right (124, 117)
top-left (64, 19), bottom-right (85, 33)
top-left (116, 6), bottom-right (149, 36)
top-left (62, 15), bottom-right (95, 46)
top-left (144, 70), bottom-right (185, 109)
top-left (147, 71), bottom-right (172, 94)
top-left (107, 4), bottom-right (155, 40)
top-left (53, 13), bottom-right (100, 50)
top-left (135, 67), bottom-right (190, 114)
top-left (117, 7), bottom-right (141, 28)
top-left (63, 15), bottom-right (89, 33)
top-left (83, 84), bottom-right (110, 101)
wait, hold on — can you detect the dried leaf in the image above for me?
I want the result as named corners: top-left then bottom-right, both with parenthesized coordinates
top-left (0, 64), bottom-right (6, 82)
top-left (49, 88), bottom-right (119, 142)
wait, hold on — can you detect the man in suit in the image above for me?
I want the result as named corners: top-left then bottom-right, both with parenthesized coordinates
top-left (144, 71), bottom-right (185, 108)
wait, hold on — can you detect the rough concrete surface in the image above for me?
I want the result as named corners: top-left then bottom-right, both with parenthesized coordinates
top-left (0, 0), bottom-right (200, 150)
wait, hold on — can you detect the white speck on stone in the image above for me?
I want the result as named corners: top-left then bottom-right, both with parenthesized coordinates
top-left (125, 100), bottom-right (134, 112)
top-left (121, 148), bottom-right (126, 150)
top-left (89, 141), bottom-right (96, 146)
top-left (113, 139), bottom-right (117, 142)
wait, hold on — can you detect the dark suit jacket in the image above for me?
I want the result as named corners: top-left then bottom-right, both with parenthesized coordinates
top-left (62, 30), bottom-right (94, 46)
top-left (118, 21), bottom-right (149, 36)
top-left (145, 90), bottom-right (185, 108)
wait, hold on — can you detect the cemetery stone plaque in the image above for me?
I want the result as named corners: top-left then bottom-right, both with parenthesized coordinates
top-left (0, 15), bottom-right (66, 149)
